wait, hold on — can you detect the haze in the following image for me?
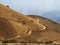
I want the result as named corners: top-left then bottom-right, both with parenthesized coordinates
top-left (0, 0), bottom-right (60, 14)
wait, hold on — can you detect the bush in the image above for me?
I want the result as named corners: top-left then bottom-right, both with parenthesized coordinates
top-left (2, 39), bottom-right (17, 43)
top-left (31, 20), bottom-right (33, 22)
top-left (6, 5), bottom-right (9, 7)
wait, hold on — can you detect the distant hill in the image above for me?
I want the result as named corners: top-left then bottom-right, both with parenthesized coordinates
top-left (42, 11), bottom-right (60, 24)
top-left (24, 15), bottom-right (60, 43)
top-left (27, 10), bottom-right (60, 24)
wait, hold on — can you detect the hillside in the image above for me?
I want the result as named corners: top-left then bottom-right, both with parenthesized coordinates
top-left (0, 4), bottom-right (60, 44)
top-left (0, 4), bottom-right (46, 42)
top-left (26, 15), bottom-right (60, 43)
top-left (42, 11), bottom-right (60, 24)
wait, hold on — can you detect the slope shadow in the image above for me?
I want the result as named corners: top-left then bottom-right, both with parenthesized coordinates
top-left (0, 17), bottom-right (17, 41)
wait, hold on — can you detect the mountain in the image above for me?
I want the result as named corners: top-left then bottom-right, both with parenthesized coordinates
top-left (0, 4), bottom-right (60, 44)
top-left (26, 15), bottom-right (60, 43)
top-left (42, 11), bottom-right (60, 24)
top-left (27, 10), bottom-right (60, 23)
top-left (5, 14), bottom-right (60, 43)
top-left (0, 4), bottom-right (46, 42)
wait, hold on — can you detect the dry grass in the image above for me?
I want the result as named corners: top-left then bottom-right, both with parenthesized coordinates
top-left (0, 4), bottom-right (46, 42)
top-left (0, 3), bottom-right (60, 43)
top-left (27, 15), bottom-right (60, 43)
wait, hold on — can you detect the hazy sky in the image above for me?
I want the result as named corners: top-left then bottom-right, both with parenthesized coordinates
top-left (0, 0), bottom-right (60, 14)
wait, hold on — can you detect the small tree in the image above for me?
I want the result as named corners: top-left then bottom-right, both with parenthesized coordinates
top-left (6, 5), bottom-right (9, 7)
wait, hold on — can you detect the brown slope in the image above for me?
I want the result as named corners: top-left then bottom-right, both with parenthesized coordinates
top-left (0, 17), bottom-right (17, 41)
top-left (24, 15), bottom-right (60, 43)
top-left (28, 15), bottom-right (60, 32)
top-left (0, 4), bottom-right (46, 41)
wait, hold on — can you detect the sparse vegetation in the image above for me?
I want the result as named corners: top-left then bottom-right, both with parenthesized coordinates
top-left (0, 4), bottom-right (60, 44)
top-left (31, 20), bottom-right (33, 22)
top-left (2, 39), bottom-right (17, 43)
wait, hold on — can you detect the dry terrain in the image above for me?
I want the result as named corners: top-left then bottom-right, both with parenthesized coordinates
top-left (0, 4), bottom-right (60, 44)
top-left (0, 4), bottom-right (46, 43)
top-left (27, 15), bottom-right (60, 43)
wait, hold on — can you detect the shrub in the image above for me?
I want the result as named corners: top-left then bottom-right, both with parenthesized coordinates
top-left (2, 39), bottom-right (17, 43)
top-left (6, 5), bottom-right (9, 7)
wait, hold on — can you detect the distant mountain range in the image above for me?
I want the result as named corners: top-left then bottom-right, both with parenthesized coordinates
top-left (41, 11), bottom-right (60, 24)
top-left (27, 10), bottom-right (60, 24)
